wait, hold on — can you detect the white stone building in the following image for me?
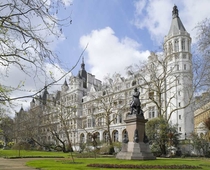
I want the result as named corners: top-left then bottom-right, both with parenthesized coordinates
top-left (16, 5), bottom-right (194, 149)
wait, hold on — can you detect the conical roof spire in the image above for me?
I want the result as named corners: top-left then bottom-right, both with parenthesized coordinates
top-left (63, 79), bottom-right (68, 86)
top-left (77, 57), bottom-right (87, 88)
top-left (20, 105), bottom-right (24, 112)
top-left (78, 57), bottom-right (87, 78)
top-left (168, 5), bottom-right (186, 36)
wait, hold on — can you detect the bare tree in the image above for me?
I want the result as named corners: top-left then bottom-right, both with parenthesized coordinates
top-left (196, 18), bottom-right (210, 58)
top-left (85, 73), bottom-right (127, 148)
top-left (127, 52), bottom-right (194, 122)
top-left (48, 103), bottom-right (76, 153)
top-left (14, 96), bottom-right (79, 155)
top-left (0, 0), bottom-right (72, 103)
top-left (194, 18), bottom-right (210, 91)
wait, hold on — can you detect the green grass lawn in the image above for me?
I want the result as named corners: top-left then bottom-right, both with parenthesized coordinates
top-left (1, 150), bottom-right (210, 170)
top-left (26, 157), bottom-right (210, 170)
top-left (0, 149), bottom-right (69, 158)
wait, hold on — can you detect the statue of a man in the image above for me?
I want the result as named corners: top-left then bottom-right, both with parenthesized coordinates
top-left (130, 87), bottom-right (143, 115)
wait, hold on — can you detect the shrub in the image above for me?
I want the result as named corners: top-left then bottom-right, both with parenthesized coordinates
top-left (0, 140), bottom-right (4, 148)
top-left (87, 164), bottom-right (202, 169)
top-left (99, 145), bottom-right (115, 155)
top-left (7, 142), bottom-right (15, 148)
top-left (113, 142), bottom-right (122, 153)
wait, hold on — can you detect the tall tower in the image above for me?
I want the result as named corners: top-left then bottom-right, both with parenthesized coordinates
top-left (164, 5), bottom-right (193, 139)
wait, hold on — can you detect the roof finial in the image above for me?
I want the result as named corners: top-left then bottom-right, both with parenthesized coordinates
top-left (81, 56), bottom-right (85, 70)
top-left (172, 5), bottom-right (179, 18)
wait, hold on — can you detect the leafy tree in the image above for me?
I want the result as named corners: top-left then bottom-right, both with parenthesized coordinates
top-left (190, 132), bottom-right (209, 156)
top-left (0, 115), bottom-right (14, 146)
top-left (146, 117), bottom-right (180, 156)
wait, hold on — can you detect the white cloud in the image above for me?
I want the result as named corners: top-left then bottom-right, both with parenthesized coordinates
top-left (1, 61), bottom-right (69, 115)
top-left (0, 1), bottom-right (70, 114)
top-left (134, 0), bottom-right (210, 44)
top-left (80, 27), bottom-right (150, 80)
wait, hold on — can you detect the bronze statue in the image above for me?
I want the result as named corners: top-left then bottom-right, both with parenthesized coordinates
top-left (130, 87), bottom-right (143, 115)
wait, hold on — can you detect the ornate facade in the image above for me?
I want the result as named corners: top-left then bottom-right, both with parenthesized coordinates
top-left (15, 5), bottom-right (194, 150)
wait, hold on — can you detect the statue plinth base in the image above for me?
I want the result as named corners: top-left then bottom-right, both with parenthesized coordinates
top-left (116, 114), bottom-right (156, 160)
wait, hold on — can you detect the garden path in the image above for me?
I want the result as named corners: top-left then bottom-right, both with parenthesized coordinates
top-left (0, 158), bottom-right (38, 170)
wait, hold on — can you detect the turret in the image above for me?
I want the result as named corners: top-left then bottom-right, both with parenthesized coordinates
top-left (77, 57), bottom-right (87, 88)
top-left (164, 5), bottom-right (193, 139)
top-left (42, 86), bottom-right (49, 105)
top-left (62, 79), bottom-right (69, 92)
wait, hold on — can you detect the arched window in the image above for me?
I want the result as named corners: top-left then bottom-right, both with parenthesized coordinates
top-left (103, 131), bottom-right (109, 143)
top-left (80, 133), bottom-right (85, 143)
top-left (113, 130), bottom-right (118, 142)
top-left (93, 132), bottom-right (100, 143)
top-left (87, 133), bottom-right (92, 143)
top-left (122, 129), bottom-right (128, 143)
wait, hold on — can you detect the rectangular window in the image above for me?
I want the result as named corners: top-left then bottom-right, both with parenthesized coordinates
top-left (179, 115), bottom-right (181, 119)
top-left (88, 119), bottom-right (91, 127)
top-left (179, 102), bottom-right (181, 107)
top-left (184, 64), bottom-right (187, 70)
top-left (169, 42), bottom-right (173, 54)
top-left (92, 118), bottom-right (95, 127)
top-left (149, 106), bottom-right (155, 118)
top-left (179, 127), bottom-right (181, 132)
top-left (177, 65), bottom-right (179, 71)
top-left (119, 114), bottom-right (122, 123)
top-left (113, 114), bottom-right (117, 124)
top-left (82, 120), bottom-right (87, 128)
top-left (98, 117), bottom-right (104, 126)
top-left (175, 39), bottom-right (179, 52)
top-left (181, 39), bottom-right (185, 51)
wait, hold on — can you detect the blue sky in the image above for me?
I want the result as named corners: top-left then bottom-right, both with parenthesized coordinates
top-left (57, 0), bottom-right (154, 77)
top-left (4, 0), bottom-right (210, 112)
top-left (55, 0), bottom-right (210, 80)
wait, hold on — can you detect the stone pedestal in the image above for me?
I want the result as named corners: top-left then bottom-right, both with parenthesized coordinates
top-left (116, 114), bottom-right (156, 160)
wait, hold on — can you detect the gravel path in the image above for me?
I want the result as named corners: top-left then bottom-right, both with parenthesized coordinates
top-left (0, 158), bottom-right (39, 170)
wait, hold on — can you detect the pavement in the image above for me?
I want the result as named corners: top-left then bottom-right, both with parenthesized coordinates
top-left (0, 158), bottom-right (38, 170)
